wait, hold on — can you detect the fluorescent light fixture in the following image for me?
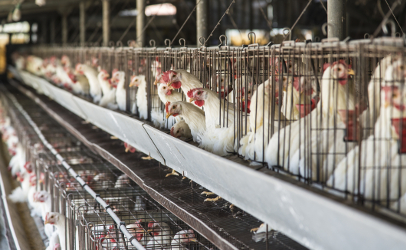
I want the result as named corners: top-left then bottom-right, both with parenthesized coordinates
top-left (145, 3), bottom-right (176, 16)
top-left (1, 21), bottom-right (30, 33)
top-left (119, 9), bottom-right (138, 16)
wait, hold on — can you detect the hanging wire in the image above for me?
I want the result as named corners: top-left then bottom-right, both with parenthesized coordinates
top-left (372, 0), bottom-right (401, 38)
top-left (383, 0), bottom-right (404, 34)
top-left (204, 0), bottom-right (236, 46)
top-left (282, 0), bottom-right (313, 42)
top-left (255, 0), bottom-right (273, 30)
top-left (319, 0), bottom-right (327, 13)
top-left (170, 0), bottom-right (204, 46)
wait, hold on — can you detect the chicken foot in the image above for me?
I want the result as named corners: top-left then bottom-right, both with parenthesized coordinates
top-left (250, 223), bottom-right (264, 233)
top-left (165, 169), bottom-right (179, 178)
top-left (141, 153), bottom-right (153, 160)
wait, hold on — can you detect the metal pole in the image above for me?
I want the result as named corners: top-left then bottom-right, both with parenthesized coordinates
top-left (136, 0), bottom-right (145, 47)
top-left (196, 0), bottom-right (208, 45)
top-left (102, 0), bottom-right (110, 46)
top-left (62, 14), bottom-right (68, 45)
top-left (327, 0), bottom-right (346, 40)
top-left (80, 1), bottom-right (86, 46)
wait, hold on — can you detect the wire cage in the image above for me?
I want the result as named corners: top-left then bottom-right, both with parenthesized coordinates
top-left (16, 36), bottom-right (406, 222)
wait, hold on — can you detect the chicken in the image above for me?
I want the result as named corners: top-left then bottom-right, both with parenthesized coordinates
top-left (124, 142), bottom-right (137, 153)
top-left (114, 174), bottom-right (131, 188)
top-left (126, 219), bottom-right (150, 245)
top-left (265, 61), bottom-right (355, 177)
top-left (112, 70), bottom-right (127, 111)
top-left (97, 69), bottom-right (117, 108)
top-left (170, 120), bottom-right (192, 139)
top-left (130, 75), bottom-right (148, 119)
top-left (91, 173), bottom-right (115, 189)
top-left (327, 64), bottom-right (406, 203)
top-left (33, 190), bottom-right (52, 220)
top-left (75, 64), bottom-right (102, 103)
top-left (159, 69), bottom-right (204, 101)
top-left (146, 221), bottom-right (172, 248)
top-left (187, 88), bottom-right (234, 129)
top-left (238, 79), bottom-right (283, 162)
top-left (157, 83), bottom-right (183, 104)
top-left (166, 101), bottom-right (206, 143)
top-left (170, 229), bottom-right (197, 250)
top-left (46, 231), bottom-right (60, 250)
top-left (251, 223), bottom-right (273, 243)
top-left (187, 88), bottom-right (245, 156)
top-left (44, 212), bottom-right (67, 250)
top-left (281, 76), bottom-right (313, 121)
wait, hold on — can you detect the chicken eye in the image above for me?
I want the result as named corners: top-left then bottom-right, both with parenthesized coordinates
top-left (163, 86), bottom-right (166, 89)
top-left (197, 91), bottom-right (202, 95)
top-left (177, 130), bottom-right (180, 133)
top-left (399, 65), bottom-right (404, 70)
top-left (51, 215), bottom-right (54, 218)
top-left (172, 106), bottom-right (176, 109)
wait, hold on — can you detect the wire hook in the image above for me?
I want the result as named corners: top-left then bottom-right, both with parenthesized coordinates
top-left (382, 19), bottom-right (396, 37)
top-left (219, 35), bottom-right (228, 46)
top-left (179, 38), bottom-right (186, 47)
top-left (322, 23), bottom-right (334, 36)
top-left (282, 28), bottom-right (291, 41)
top-left (199, 37), bottom-right (206, 47)
top-left (149, 39), bottom-right (156, 47)
top-left (248, 31), bottom-right (256, 44)
top-left (164, 39), bottom-right (171, 47)
top-left (364, 33), bottom-right (370, 39)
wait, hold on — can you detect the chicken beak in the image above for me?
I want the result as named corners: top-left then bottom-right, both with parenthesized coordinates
top-left (129, 81), bottom-right (136, 87)
top-left (167, 81), bottom-right (173, 87)
top-left (189, 97), bottom-right (195, 103)
top-left (190, 238), bottom-right (198, 242)
top-left (154, 79), bottom-right (159, 85)
top-left (347, 68), bottom-right (355, 76)
top-left (384, 100), bottom-right (390, 108)
top-left (44, 219), bottom-right (50, 225)
top-left (166, 113), bottom-right (172, 119)
top-left (283, 85), bottom-right (287, 92)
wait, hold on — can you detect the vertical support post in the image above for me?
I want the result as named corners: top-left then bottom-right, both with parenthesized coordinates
top-left (80, 1), bottom-right (86, 46)
top-left (136, 0), bottom-right (145, 47)
top-left (62, 14), bottom-right (68, 45)
top-left (102, 0), bottom-right (110, 46)
top-left (327, 0), bottom-right (346, 40)
top-left (196, 0), bottom-right (208, 45)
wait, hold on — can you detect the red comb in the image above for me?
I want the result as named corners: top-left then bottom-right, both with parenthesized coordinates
top-left (148, 222), bottom-right (155, 228)
top-left (170, 127), bottom-right (175, 136)
top-left (162, 70), bottom-right (175, 82)
top-left (165, 102), bottom-right (171, 113)
top-left (187, 89), bottom-right (194, 98)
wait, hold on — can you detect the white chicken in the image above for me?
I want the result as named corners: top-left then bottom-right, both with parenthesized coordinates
top-left (265, 61), bottom-right (355, 178)
top-left (97, 69), bottom-right (117, 108)
top-left (146, 221), bottom-right (172, 248)
top-left (327, 62), bottom-right (406, 203)
top-left (238, 78), bottom-right (284, 162)
top-left (130, 75), bottom-right (148, 119)
top-left (112, 70), bottom-right (127, 111)
top-left (46, 231), bottom-right (61, 250)
top-left (170, 120), bottom-right (192, 139)
top-left (44, 212), bottom-right (67, 250)
top-left (170, 229), bottom-right (198, 250)
top-left (33, 190), bottom-right (52, 220)
top-left (159, 69), bottom-right (204, 102)
top-left (166, 101), bottom-right (206, 143)
top-left (75, 63), bottom-right (102, 103)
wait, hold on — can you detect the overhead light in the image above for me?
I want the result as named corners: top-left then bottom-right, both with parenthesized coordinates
top-left (119, 9), bottom-right (138, 17)
top-left (145, 3), bottom-right (176, 16)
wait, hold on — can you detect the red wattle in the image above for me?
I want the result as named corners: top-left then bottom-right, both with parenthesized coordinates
top-left (194, 100), bottom-right (205, 107)
top-left (391, 118), bottom-right (406, 153)
top-left (171, 81), bottom-right (181, 89)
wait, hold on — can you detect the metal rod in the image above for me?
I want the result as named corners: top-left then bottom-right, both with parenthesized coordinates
top-left (196, 0), bottom-right (208, 45)
top-left (327, 0), bottom-right (346, 40)
top-left (136, 0), bottom-right (145, 47)
top-left (102, 0), bottom-right (110, 46)
top-left (80, 1), bottom-right (86, 46)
